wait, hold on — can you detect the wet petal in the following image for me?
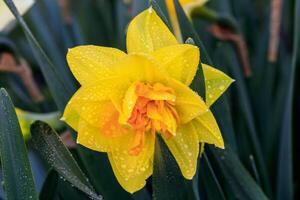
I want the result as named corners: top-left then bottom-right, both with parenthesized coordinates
top-left (62, 80), bottom-right (118, 130)
top-left (108, 133), bottom-right (155, 193)
top-left (110, 54), bottom-right (167, 116)
top-left (165, 78), bottom-right (208, 123)
top-left (77, 103), bottom-right (135, 152)
top-left (193, 110), bottom-right (224, 148)
top-left (67, 45), bottom-right (126, 85)
top-left (162, 122), bottom-right (199, 179)
top-left (203, 64), bottom-right (234, 106)
top-left (151, 44), bottom-right (200, 85)
top-left (127, 8), bottom-right (178, 54)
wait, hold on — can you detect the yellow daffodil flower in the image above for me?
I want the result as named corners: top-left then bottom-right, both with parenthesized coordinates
top-left (0, 0), bottom-right (35, 31)
top-left (62, 7), bottom-right (233, 193)
top-left (165, 0), bottom-right (209, 41)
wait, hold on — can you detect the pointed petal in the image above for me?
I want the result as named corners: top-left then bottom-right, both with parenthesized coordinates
top-left (151, 44), bottom-right (200, 85)
top-left (108, 133), bottom-right (155, 193)
top-left (162, 122), bottom-right (199, 179)
top-left (77, 102), bottom-right (135, 152)
top-left (110, 54), bottom-right (167, 116)
top-left (202, 64), bottom-right (234, 106)
top-left (193, 110), bottom-right (224, 149)
top-left (67, 45), bottom-right (126, 85)
top-left (62, 79), bottom-right (119, 130)
top-left (127, 8), bottom-right (178, 54)
top-left (165, 78), bottom-right (208, 124)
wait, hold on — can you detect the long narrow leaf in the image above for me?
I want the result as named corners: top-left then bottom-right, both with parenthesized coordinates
top-left (275, 0), bottom-right (299, 199)
top-left (152, 136), bottom-right (198, 200)
top-left (30, 121), bottom-right (101, 200)
top-left (4, 0), bottom-right (76, 111)
top-left (0, 88), bottom-right (38, 200)
top-left (209, 147), bottom-right (269, 200)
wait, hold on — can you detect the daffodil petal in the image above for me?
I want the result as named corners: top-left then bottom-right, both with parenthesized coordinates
top-left (165, 78), bottom-right (208, 123)
top-left (77, 104), bottom-right (135, 152)
top-left (67, 45), bottom-right (126, 85)
top-left (151, 44), bottom-right (199, 85)
top-left (202, 64), bottom-right (234, 107)
top-left (110, 54), bottom-right (167, 117)
top-left (127, 8), bottom-right (178, 54)
top-left (62, 81), bottom-right (117, 130)
top-left (193, 110), bottom-right (224, 148)
top-left (108, 133), bottom-right (155, 193)
top-left (162, 122), bottom-right (199, 179)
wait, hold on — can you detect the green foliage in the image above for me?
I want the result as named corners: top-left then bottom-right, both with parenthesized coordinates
top-left (0, 0), bottom-right (298, 199)
top-left (0, 89), bottom-right (38, 200)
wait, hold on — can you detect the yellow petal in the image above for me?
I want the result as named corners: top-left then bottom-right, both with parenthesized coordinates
top-left (193, 110), bottom-right (224, 148)
top-left (67, 45), bottom-right (126, 85)
top-left (108, 133), bottom-right (155, 193)
top-left (202, 63), bottom-right (234, 107)
top-left (151, 44), bottom-right (199, 85)
top-left (127, 8), bottom-right (178, 54)
top-left (62, 80), bottom-right (118, 130)
top-left (77, 102), bottom-right (135, 152)
top-left (165, 78), bottom-right (208, 124)
top-left (162, 122), bottom-right (199, 179)
top-left (110, 54), bottom-right (167, 115)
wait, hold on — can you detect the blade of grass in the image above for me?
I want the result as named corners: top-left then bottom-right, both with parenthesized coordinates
top-left (209, 147), bottom-right (269, 200)
top-left (4, 0), bottom-right (77, 111)
top-left (216, 43), bottom-right (271, 195)
top-left (0, 88), bottom-right (38, 200)
top-left (30, 121), bottom-right (101, 200)
top-left (39, 169), bottom-right (59, 200)
top-left (152, 136), bottom-right (198, 200)
top-left (198, 153), bottom-right (226, 200)
top-left (275, 0), bottom-right (299, 199)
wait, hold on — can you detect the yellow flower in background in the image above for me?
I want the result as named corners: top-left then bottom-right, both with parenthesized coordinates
top-left (165, 0), bottom-right (209, 41)
top-left (0, 0), bottom-right (35, 31)
top-left (63, 7), bottom-right (233, 193)
top-left (16, 108), bottom-right (63, 141)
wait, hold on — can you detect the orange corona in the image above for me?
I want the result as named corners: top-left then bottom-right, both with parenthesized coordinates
top-left (127, 82), bottom-right (180, 155)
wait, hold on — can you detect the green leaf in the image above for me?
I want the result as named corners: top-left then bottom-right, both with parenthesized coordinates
top-left (209, 147), bottom-right (269, 200)
top-left (213, 43), bottom-right (271, 195)
top-left (4, 0), bottom-right (77, 111)
top-left (275, 0), bottom-right (299, 199)
top-left (152, 136), bottom-right (198, 200)
top-left (0, 88), bottom-right (38, 200)
top-left (198, 153), bottom-right (226, 200)
top-left (30, 121), bottom-right (101, 200)
top-left (132, 0), bottom-right (148, 16)
top-left (39, 169), bottom-right (59, 200)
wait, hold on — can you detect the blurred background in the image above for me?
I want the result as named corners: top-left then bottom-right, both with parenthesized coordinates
top-left (0, 0), bottom-right (299, 199)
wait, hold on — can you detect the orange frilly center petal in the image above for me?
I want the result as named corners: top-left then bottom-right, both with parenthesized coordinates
top-left (126, 82), bottom-right (180, 155)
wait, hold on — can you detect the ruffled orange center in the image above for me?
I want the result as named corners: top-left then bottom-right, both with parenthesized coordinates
top-left (127, 82), bottom-right (180, 155)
